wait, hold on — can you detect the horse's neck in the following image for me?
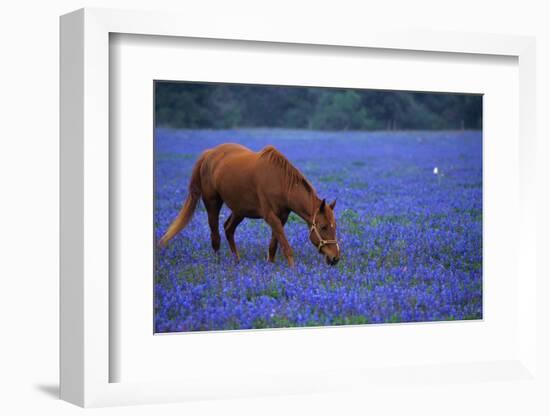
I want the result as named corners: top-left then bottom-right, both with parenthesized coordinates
top-left (288, 186), bottom-right (319, 226)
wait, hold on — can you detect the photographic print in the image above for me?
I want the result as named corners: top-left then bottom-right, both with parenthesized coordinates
top-left (154, 81), bottom-right (482, 333)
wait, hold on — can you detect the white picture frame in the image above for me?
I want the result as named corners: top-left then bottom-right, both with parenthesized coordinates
top-left (60, 7), bottom-right (539, 408)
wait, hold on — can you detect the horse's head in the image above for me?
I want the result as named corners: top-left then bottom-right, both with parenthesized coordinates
top-left (309, 199), bottom-right (340, 266)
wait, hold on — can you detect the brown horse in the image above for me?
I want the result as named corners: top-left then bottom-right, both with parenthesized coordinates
top-left (158, 143), bottom-right (340, 266)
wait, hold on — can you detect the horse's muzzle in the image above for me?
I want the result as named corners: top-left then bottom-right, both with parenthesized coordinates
top-left (326, 255), bottom-right (340, 266)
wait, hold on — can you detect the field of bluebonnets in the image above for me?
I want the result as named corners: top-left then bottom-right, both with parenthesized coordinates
top-left (154, 128), bottom-right (482, 333)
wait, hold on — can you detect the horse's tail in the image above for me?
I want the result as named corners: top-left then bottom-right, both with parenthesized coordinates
top-left (158, 154), bottom-right (205, 247)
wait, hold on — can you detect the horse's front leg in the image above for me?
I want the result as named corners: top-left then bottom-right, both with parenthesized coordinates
top-left (268, 212), bottom-right (289, 263)
top-left (265, 212), bottom-right (294, 267)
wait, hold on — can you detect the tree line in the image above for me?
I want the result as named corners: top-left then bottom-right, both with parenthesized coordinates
top-left (155, 81), bottom-right (482, 131)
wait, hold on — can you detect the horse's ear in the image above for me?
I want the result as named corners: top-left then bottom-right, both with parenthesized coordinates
top-left (319, 199), bottom-right (326, 212)
top-left (330, 199), bottom-right (337, 210)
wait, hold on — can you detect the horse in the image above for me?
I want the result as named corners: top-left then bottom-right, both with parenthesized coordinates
top-left (158, 143), bottom-right (340, 267)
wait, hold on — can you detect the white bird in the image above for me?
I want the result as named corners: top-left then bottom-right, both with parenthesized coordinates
top-left (433, 167), bottom-right (439, 175)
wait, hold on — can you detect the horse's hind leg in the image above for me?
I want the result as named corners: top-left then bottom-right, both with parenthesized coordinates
top-left (224, 213), bottom-right (244, 261)
top-left (268, 211), bottom-right (289, 262)
top-left (203, 195), bottom-right (223, 253)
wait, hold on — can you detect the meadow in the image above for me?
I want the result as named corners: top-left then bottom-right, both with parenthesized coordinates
top-left (154, 128), bottom-right (482, 332)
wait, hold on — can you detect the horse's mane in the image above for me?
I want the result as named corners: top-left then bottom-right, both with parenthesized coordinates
top-left (259, 145), bottom-right (315, 194)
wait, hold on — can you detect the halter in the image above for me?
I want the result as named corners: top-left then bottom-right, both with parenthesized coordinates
top-left (309, 209), bottom-right (340, 253)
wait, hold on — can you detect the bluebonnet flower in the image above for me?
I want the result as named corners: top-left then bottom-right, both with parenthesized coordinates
top-left (154, 129), bottom-right (482, 332)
